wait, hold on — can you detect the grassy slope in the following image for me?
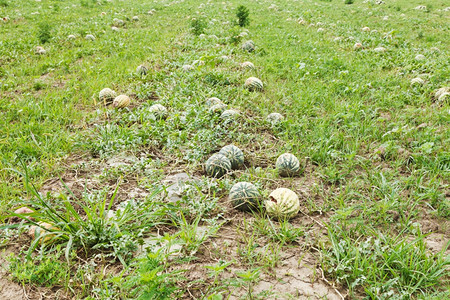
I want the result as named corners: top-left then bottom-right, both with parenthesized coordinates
top-left (0, 0), bottom-right (449, 299)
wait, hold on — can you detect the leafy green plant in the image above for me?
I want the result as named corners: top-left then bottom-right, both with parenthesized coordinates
top-left (0, 0), bottom-right (8, 7)
top-left (133, 252), bottom-right (183, 299)
top-left (10, 165), bottom-right (170, 266)
top-left (8, 251), bottom-right (70, 287)
top-left (322, 226), bottom-right (450, 298)
top-left (236, 5), bottom-right (250, 27)
top-left (174, 213), bottom-right (222, 256)
top-left (236, 269), bottom-right (260, 298)
top-left (37, 22), bottom-right (52, 44)
top-left (90, 251), bottom-right (184, 299)
top-left (190, 18), bottom-right (207, 36)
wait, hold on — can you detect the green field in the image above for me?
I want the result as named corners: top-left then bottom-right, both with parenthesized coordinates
top-left (0, 0), bottom-right (449, 299)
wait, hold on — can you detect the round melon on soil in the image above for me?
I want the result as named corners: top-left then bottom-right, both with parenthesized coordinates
top-left (113, 95), bottom-right (131, 108)
top-left (276, 153), bottom-right (300, 177)
top-left (230, 182), bottom-right (261, 211)
top-left (205, 154), bottom-right (232, 178)
top-left (265, 188), bottom-right (300, 219)
top-left (209, 103), bottom-right (227, 114)
top-left (136, 65), bottom-right (148, 76)
top-left (206, 97), bottom-right (224, 107)
top-left (220, 109), bottom-right (240, 120)
top-left (182, 64), bottom-right (194, 72)
top-left (99, 88), bottom-right (117, 104)
top-left (219, 145), bottom-right (244, 169)
top-left (149, 104), bottom-right (168, 119)
top-left (240, 61), bottom-right (255, 70)
top-left (266, 113), bottom-right (284, 125)
top-left (411, 77), bottom-right (424, 86)
top-left (244, 77), bottom-right (263, 91)
top-left (242, 40), bottom-right (255, 52)
top-left (434, 87), bottom-right (449, 99)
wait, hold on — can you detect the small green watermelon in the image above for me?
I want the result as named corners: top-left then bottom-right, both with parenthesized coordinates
top-left (276, 153), bottom-right (300, 177)
top-left (220, 109), bottom-right (240, 120)
top-left (242, 40), bottom-right (255, 52)
top-left (266, 113), bottom-right (284, 125)
top-left (136, 65), bottom-right (148, 76)
top-left (230, 182), bottom-right (261, 211)
top-left (205, 154), bottom-right (231, 178)
top-left (244, 77), bottom-right (263, 91)
top-left (219, 145), bottom-right (244, 169)
top-left (99, 88), bottom-right (117, 104)
top-left (208, 103), bottom-right (227, 114)
top-left (206, 97), bottom-right (224, 107)
top-left (149, 104), bottom-right (168, 120)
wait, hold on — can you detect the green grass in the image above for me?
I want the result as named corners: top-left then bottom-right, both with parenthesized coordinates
top-left (0, 0), bottom-right (449, 298)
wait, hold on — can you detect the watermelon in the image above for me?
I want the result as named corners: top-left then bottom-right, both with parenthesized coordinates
top-left (244, 77), bottom-right (263, 91)
top-left (276, 153), bottom-right (300, 177)
top-left (242, 40), bottom-right (255, 52)
top-left (411, 78), bottom-right (424, 86)
top-left (230, 182), bottom-right (261, 211)
top-left (206, 97), bottom-right (224, 107)
top-left (136, 65), bottom-right (148, 76)
top-left (149, 104), bottom-right (168, 119)
top-left (220, 109), bottom-right (240, 120)
top-left (265, 188), bottom-right (300, 219)
top-left (415, 54), bottom-right (426, 61)
top-left (219, 145), bottom-right (244, 169)
top-left (113, 18), bottom-right (125, 26)
top-left (205, 154), bottom-right (231, 178)
top-left (266, 113), bottom-right (284, 125)
top-left (434, 87), bottom-right (449, 99)
top-left (438, 92), bottom-right (449, 103)
top-left (182, 64), bottom-right (194, 72)
top-left (113, 95), bottom-right (130, 108)
top-left (240, 61), bottom-right (255, 70)
top-left (209, 103), bottom-right (227, 114)
top-left (192, 60), bottom-right (205, 67)
top-left (99, 88), bottom-right (117, 104)
top-left (35, 46), bottom-right (46, 55)
top-left (373, 47), bottom-right (387, 53)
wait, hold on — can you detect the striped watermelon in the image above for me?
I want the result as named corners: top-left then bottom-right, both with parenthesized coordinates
top-left (149, 104), bottom-right (168, 119)
top-left (230, 182), bottom-right (261, 211)
top-left (220, 109), bottom-right (239, 120)
top-left (219, 145), bottom-right (244, 169)
top-left (136, 65), bottom-right (148, 76)
top-left (206, 97), bottom-right (224, 107)
top-left (240, 61), bottom-right (255, 70)
top-left (205, 154), bottom-right (231, 178)
top-left (244, 77), bottom-right (263, 91)
top-left (113, 95), bottom-right (131, 108)
top-left (99, 88), bottom-right (116, 104)
top-left (266, 113), bottom-right (284, 125)
top-left (265, 188), bottom-right (300, 219)
top-left (209, 103), bottom-right (227, 114)
top-left (242, 40), bottom-right (255, 52)
top-left (276, 153), bottom-right (300, 177)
